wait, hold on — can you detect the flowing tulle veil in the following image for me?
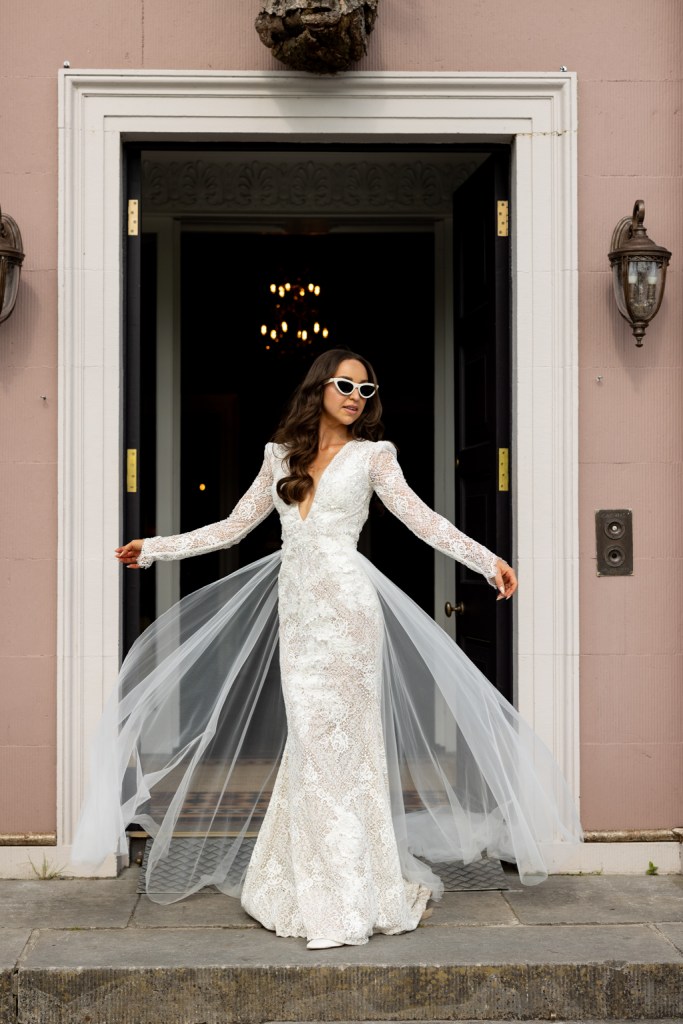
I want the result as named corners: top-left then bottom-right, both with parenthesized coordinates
top-left (72, 550), bottom-right (582, 901)
top-left (72, 553), bottom-right (286, 900)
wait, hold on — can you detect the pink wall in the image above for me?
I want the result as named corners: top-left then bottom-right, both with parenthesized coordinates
top-left (1, 0), bottom-right (681, 835)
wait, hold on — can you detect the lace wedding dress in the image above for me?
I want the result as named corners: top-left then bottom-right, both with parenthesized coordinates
top-left (72, 439), bottom-right (582, 946)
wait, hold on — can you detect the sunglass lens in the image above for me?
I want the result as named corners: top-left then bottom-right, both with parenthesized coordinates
top-left (335, 379), bottom-right (355, 395)
top-left (358, 384), bottom-right (376, 398)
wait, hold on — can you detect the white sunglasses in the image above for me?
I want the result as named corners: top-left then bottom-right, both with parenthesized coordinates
top-left (325, 377), bottom-right (378, 399)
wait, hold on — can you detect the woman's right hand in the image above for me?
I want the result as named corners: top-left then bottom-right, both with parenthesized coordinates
top-left (115, 539), bottom-right (144, 568)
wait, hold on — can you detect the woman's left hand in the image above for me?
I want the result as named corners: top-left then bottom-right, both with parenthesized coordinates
top-left (494, 559), bottom-right (517, 600)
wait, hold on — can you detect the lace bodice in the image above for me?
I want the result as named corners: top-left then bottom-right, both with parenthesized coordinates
top-left (138, 440), bottom-right (500, 582)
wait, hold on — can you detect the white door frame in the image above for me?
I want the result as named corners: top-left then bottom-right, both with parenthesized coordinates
top-left (46, 70), bottom-right (581, 876)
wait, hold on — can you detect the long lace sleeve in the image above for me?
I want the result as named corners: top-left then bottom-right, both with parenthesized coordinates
top-left (137, 445), bottom-right (275, 568)
top-left (369, 443), bottom-right (500, 585)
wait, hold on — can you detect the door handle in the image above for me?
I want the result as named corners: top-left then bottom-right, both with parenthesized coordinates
top-left (445, 601), bottom-right (465, 617)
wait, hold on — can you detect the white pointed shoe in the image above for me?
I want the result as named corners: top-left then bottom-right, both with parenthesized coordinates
top-left (306, 938), bottom-right (344, 949)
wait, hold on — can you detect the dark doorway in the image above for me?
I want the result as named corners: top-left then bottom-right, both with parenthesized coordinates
top-left (120, 147), bottom-right (513, 851)
top-left (133, 229), bottom-right (436, 635)
top-left (123, 148), bottom-right (513, 702)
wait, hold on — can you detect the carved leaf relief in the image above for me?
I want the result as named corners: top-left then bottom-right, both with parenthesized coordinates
top-left (142, 158), bottom-right (486, 215)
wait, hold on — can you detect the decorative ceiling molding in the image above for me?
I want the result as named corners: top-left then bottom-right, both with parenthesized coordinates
top-left (141, 156), bottom-right (487, 215)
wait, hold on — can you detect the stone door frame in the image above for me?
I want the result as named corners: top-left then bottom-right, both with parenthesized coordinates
top-left (51, 70), bottom-right (580, 874)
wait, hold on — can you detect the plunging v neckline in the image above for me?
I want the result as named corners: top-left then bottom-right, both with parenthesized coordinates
top-left (297, 440), bottom-right (355, 522)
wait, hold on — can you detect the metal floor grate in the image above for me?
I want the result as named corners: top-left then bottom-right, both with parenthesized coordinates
top-left (426, 856), bottom-right (509, 890)
top-left (136, 837), bottom-right (508, 894)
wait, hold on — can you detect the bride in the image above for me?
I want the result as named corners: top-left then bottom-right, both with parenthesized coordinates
top-left (72, 347), bottom-right (582, 949)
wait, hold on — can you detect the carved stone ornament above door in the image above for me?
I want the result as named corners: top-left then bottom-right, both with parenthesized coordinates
top-left (255, 0), bottom-right (379, 73)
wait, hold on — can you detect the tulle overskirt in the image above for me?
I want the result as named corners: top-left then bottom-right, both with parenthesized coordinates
top-left (71, 551), bottom-right (582, 900)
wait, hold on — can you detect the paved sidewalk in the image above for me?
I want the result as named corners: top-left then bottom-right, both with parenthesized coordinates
top-left (1, 864), bottom-right (683, 1023)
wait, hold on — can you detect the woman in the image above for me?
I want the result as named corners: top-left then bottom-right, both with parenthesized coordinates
top-left (72, 348), bottom-right (581, 949)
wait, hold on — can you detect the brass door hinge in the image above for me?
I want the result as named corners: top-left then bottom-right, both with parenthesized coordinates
top-left (127, 448), bottom-right (138, 492)
top-left (498, 447), bottom-right (509, 491)
top-left (127, 199), bottom-right (139, 236)
top-left (497, 200), bottom-right (509, 237)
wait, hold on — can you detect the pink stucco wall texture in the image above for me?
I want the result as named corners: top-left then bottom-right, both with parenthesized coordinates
top-left (0, 1), bottom-right (681, 837)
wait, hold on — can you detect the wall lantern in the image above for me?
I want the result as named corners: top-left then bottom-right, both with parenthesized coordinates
top-left (608, 200), bottom-right (671, 347)
top-left (0, 206), bottom-right (25, 324)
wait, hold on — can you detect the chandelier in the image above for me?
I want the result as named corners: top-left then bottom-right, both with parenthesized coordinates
top-left (260, 278), bottom-right (329, 353)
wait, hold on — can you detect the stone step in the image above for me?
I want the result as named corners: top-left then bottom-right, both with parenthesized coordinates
top-left (9, 925), bottom-right (683, 1023)
top-left (3, 870), bottom-right (683, 1023)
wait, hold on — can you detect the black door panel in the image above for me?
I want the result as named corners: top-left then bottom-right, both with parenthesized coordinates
top-left (453, 150), bottom-right (512, 699)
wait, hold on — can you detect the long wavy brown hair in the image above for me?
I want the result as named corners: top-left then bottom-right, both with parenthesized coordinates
top-left (272, 348), bottom-right (384, 505)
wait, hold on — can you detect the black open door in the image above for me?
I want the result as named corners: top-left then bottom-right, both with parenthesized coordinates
top-left (452, 150), bottom-right (512, 699)
top-left (122, 146), bottom-right (142, 659)
top-left (123, 145), bottom-right (159, 659)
